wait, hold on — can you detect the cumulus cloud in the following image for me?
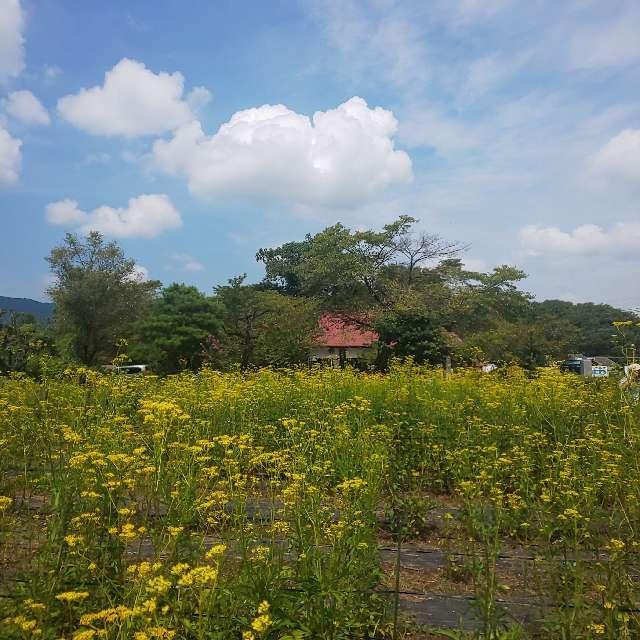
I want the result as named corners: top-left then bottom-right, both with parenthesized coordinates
top-left (45, 198), bottom-right (86, 226)
top-left (0, 0), bottom-right (25, 83)
top-left (0, 126), bottom-right (21, 185)
top-left (168, 252), bottom-right (205, 272)
top-left (3, 90), bottom-right (50, 125)
top-left (186, 86), bottom-right (212, 113)
top-left (57, 58), bottom-right (196, 137)
top-left (152, 96), bottom-right (412, 207)
top-left (520, 222), bottom-right (640, 256)
top-left (45, 194), bottom-right (182, 238)
top-left (588, 129), bottom-right (640, 190)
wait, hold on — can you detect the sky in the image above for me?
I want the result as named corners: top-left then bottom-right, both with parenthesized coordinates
top-left (0, 0), bottom-right (639, 309)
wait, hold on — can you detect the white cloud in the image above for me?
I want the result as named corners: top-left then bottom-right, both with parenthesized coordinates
top-left (168, 252), bottom-right (205, 272)
top-left (588, 129), bottom-right (640, 190)
top-left (0, 0), bottom-right (25, 83)
top-left (45, 194), bottom-right (182, 238)
top-left (129, 264), bottom-right (149, 282)
top-left (57, 58), bottom-right (196, 137)
top-left (3, 90), bottom-right (50, 125)
top-left (0, 126), bottom-right (21, 185)
top-left (520, 222), bottom-right (640, 256)
top-left (186, 86), bottom-right (212, 113)
top-left (45, 199), bottom-right (87, 226)
top-left (152, 96), bottom-right (412, 207)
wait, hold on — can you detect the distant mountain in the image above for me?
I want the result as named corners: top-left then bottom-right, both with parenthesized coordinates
top-left (0, 296), bottom-right (54, 323)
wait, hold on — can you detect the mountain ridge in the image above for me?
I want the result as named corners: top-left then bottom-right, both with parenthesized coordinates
top-left (0, 296), bottom-right (54, 322)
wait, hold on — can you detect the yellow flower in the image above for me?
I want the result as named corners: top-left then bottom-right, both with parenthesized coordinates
top-left (56, 591), bottom-right (89, 603)
top-left (64, 534), bottom-right (84, 548)
top-left (177, 565), bottom-right (218, 587)
top-left (0, 495), bottom-right (12, 512)
top-left (607, 538), bottom-right (625, 552)
top-left (5, 615), bottom-right (41, 634)
top-left (146, 576), bottom-right (171, 596)
top-left (205, 543), bottom-right (227, 560)
top-left (170, 562), bottom-right (190, 576)
top-left (251, 614), bottom-right (272, 633)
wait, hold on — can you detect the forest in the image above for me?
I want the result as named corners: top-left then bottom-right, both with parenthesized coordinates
top-left (1, 216), bottom-right (638, 376)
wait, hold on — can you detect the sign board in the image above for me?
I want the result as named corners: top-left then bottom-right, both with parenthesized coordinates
top-left (592, 365), bottom-right (609, 378)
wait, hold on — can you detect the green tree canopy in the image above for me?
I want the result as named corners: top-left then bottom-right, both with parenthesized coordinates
top-left (130, 283), bottom-right (223, 374)
top-left (257, 216), bottom-right (463, 311)
top-left (46, 232), bottom-right (159, 365)
top-left (215, 275), bottom-right (318, 369)
top-left (0, 310), bottom-right (54, 374)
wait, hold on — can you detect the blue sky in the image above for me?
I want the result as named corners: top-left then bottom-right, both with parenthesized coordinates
top-left (1, 0), bottom-right (639, 308)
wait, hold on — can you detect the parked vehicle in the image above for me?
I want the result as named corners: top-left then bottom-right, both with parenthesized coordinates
top-left (102, 364), bottom-right (150, 375)
top-left (560, 356), bottom-right (609, 377)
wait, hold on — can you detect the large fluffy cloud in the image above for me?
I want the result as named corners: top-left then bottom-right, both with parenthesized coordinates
top-left (45, 194), bottom-right (182, 238)
top-left (3, 90), bottom-right (50, 125)
top-left (520, 222), bottom-right (640, 256)
top-left (0, 0), bottom-right (25, 83)
top-left (0, 126), bottom-right (21, 185)
top-left (152, 96), bottom-right (412, 206)
top-left (57, 59), bottom-right (206, 137)
top-left (589, 129), bottom-right (640, 189)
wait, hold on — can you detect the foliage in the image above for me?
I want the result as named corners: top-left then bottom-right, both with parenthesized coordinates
top-left (215, 275), bottom-right (318, 369)
top-left (1, 365), bottom-right (640, 639)
top-left (374, 308), bottom-right (448, 368)
top-left (130, 284), bottom-right (223, 375)
top-left (532, 300), bottom-right (640, 356)
top-left (257, 215), bottom-right (463, 311)
top-left (46, 232), bottom-right (160, 365)
top-left (0, 310), bottom-right (54, 374)
top-left (457, 318), bottom-right (581, 368)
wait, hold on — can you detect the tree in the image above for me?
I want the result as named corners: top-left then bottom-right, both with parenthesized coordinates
top-left (215, 275), bottom-right (318, 369)
top-left (130, 284), bottom-right (223, 374)
top-left (532, 300), bottom-right (640, 356)
top-left (0, 311), bottom-right (53, 374)
top-left (457, 318), bottom-right (580, 368)
top-left (375, 308), bottom-right (448, 368)
top-left (46, 232), bottom-right (159, 365)
top-left (394, 229), bottom-right (464, 288)
top-left (257, 216), bottom-right (463, 311)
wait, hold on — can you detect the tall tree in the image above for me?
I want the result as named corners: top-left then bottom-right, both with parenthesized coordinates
top-left (46, 232), bottom-right (159, 365)
top-left (130, 283), bottom-right (223, 374)
top-left (257, 216), bottom-right (465, 313)
top-left (215, 275), bottom-right (318, 369)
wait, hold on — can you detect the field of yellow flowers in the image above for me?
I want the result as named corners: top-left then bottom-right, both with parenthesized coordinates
top-left (1, 364), bottom-right (639, 639)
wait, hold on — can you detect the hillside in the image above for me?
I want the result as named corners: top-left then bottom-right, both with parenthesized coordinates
top-left (0, 296), bottom-right (54, 323)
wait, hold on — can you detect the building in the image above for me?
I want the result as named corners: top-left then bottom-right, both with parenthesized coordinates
top-left (309, 315), bottom-right (378, 367)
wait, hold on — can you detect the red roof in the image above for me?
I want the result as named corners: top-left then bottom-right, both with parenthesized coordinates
top-left (314, 315), bottom-right (378, 348)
